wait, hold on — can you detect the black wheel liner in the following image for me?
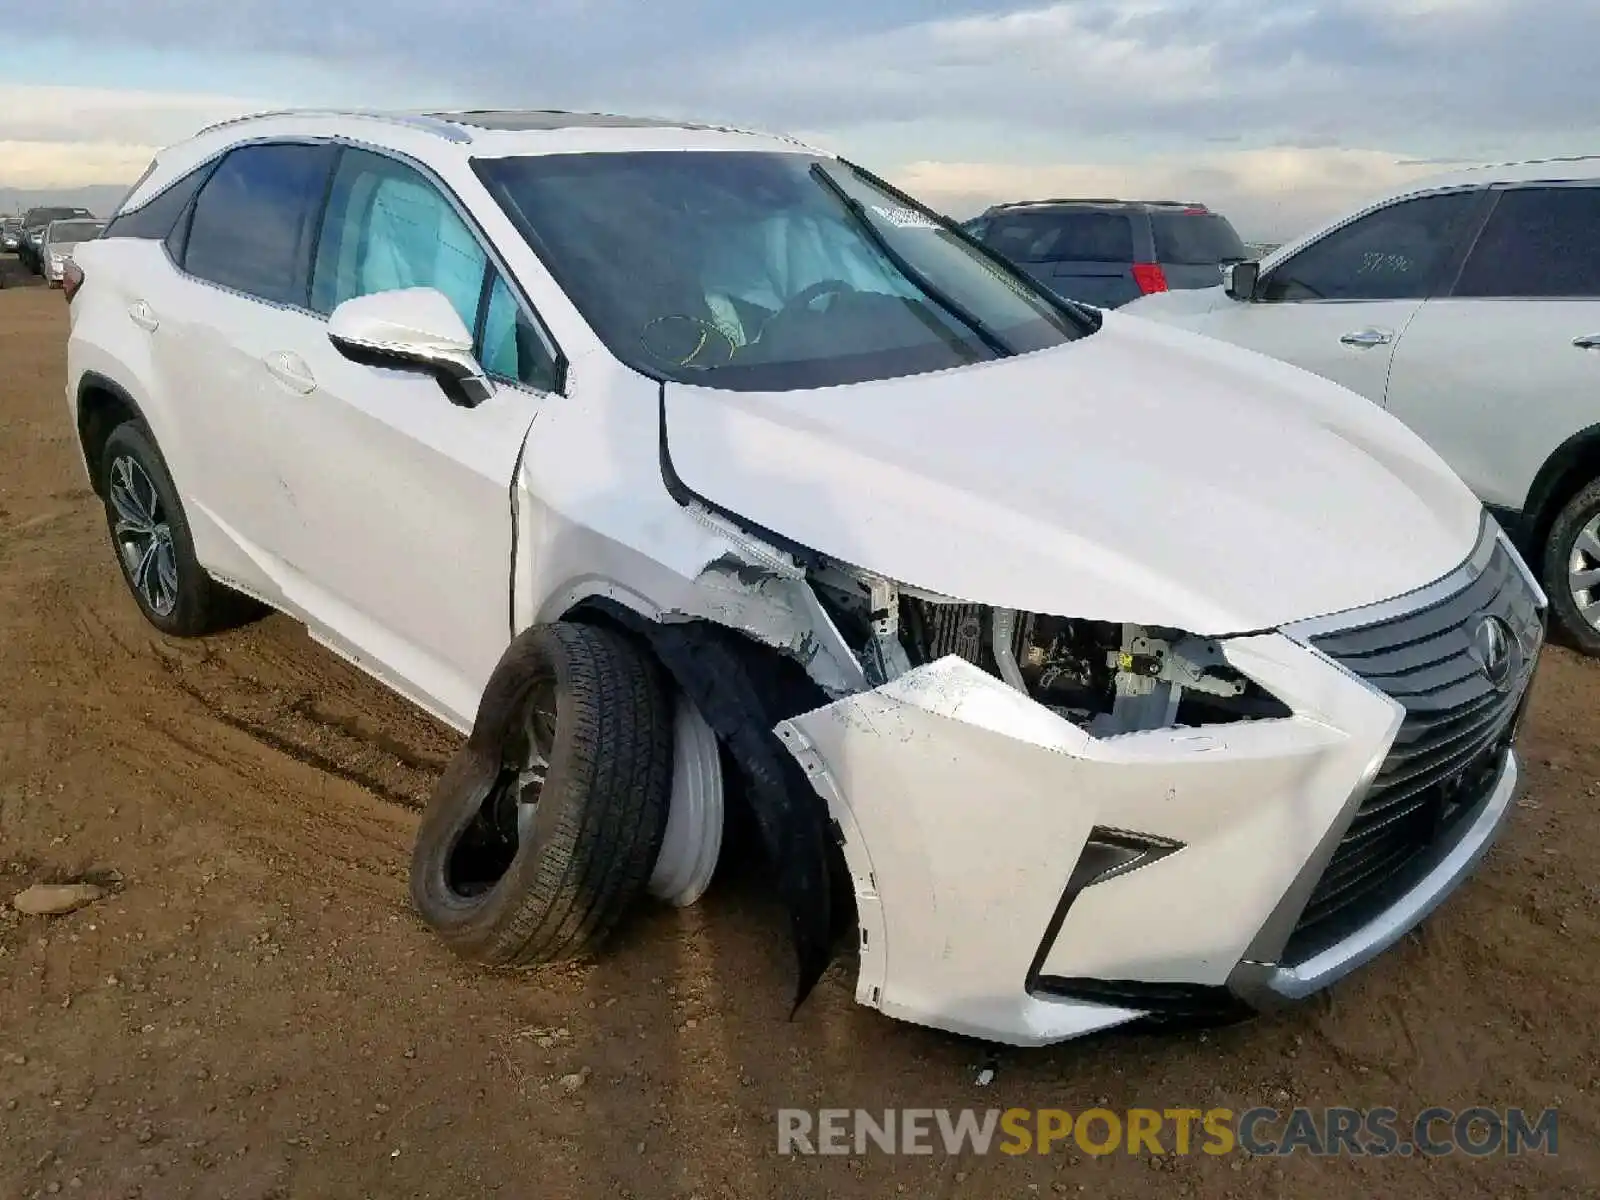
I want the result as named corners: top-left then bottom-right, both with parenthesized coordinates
top-left (575, 600), bottom-right (842, 1014)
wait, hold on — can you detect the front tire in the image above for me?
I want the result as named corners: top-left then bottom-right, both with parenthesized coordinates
top-left (1543, 479), bottom-right (1600, 657)
top-left (99, 421), bottom-right (238, 637)
top-left (410, 622), bottom-right (674, 966)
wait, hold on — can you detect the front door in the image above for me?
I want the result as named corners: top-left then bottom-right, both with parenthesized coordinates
top-left (1180, 189), bottom-right (1487, 405)
top-left (263, 147), bottom-right (561, 729)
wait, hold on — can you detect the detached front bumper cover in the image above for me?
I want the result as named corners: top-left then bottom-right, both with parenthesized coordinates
top-left (773, 517), bottom-right (1544, 1047)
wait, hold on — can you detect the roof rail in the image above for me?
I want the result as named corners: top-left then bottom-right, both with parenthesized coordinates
top-left (424, 108), bottom-right (815, 149)
top-left (190, 108), bottom-right (474, 144)
top-left (1465, 152), bottom-right (1600, 173)
top-left (993, 197), bottom-right (1137, 209)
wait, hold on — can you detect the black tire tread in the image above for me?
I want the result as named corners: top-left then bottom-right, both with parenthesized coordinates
top-left (411, 622), bottom-right (674, 966)
top-left (1542, 478), bottom-right (1600, 657)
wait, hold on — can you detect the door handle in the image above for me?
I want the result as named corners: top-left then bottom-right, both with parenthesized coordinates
top-left (127, 300), bottom-right (159, 332)
top-left (1574, 334), bottom-right (1600, 350)
top-left (1340, 328), bottom-right (1393, 348)
top-left (263, 351), bottom-right (317, 394)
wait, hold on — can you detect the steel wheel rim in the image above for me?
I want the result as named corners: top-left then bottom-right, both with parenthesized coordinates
top-left (510, 690), bottom-right (557, 843)
top-left (443, 684), bottom-right (558, 898)
top-left (1570, 513), bottom-right (1600, 632)
top-left (108, 455), bottom-right (179, 618)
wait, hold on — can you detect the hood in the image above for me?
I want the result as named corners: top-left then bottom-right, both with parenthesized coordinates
top-left (1120, 284), bottom-right (1228, 321)
top-left (660, 311), bottom-right (1484, 636)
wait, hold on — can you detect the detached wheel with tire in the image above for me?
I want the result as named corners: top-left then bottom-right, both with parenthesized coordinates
top-left (99, 421), bottom-right (243, 637)
top-left (410, 622), bottom-right (674, 966)
top-left (1544, 479), bottom-right (1600, 657)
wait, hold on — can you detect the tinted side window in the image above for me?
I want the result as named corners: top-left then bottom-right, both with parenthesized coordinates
top-left (479, 270), bottom-right (557, 390)
top-left (182, 143), bottom-right (336, 306)
top-left (1453, 187), bottom-right (1600, 299)
top-left (1261, 192), bottom-right (1480, 302)
top-left (311, 149), bottom-right (487, 331)
top-left (103, 163), bottom-right (215, 242)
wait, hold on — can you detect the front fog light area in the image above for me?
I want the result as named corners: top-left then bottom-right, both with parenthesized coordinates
top-left (808, 567), bottom-right (1291, 736)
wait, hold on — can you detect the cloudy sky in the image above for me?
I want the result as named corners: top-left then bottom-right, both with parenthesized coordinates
top-left (2, 0), bottom-right (1596, 237)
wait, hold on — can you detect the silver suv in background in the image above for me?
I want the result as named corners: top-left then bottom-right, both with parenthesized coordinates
top-left (962, 199), bottom-right (1249, 309)
top-left (41, 218), bottom-right (106, 288)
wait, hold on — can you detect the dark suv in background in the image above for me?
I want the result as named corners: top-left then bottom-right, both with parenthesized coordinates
top-left (962, 199), bottom-right (1249, 308)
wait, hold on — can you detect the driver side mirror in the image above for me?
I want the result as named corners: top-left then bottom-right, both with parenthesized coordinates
top-left (327, 287), bottom-right (493, 407)
top-left (1223, 260), bottom-right (1260, 302)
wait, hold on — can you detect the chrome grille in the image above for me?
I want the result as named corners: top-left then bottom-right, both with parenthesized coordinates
top-left (1285, 528), bottom-right (1545, 962)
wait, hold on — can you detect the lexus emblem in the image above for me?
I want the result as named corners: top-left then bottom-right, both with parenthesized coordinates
top-left (1468, 614), bottom-right (1517, 690)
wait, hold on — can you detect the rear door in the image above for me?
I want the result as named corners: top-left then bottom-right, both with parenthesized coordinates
top-left (1169, 189), bottom-right (1486, 404)
top-left (150, 141), bottom-right (339, 606)
top-left (1383, 183), bottom-right (1600, 512)
top-left (977, 208), bottom-right (1143, 307)
top-left (1150, 209), bottom-right (1248, 291)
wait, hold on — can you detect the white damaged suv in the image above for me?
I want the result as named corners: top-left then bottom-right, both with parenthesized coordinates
top-left (65, 109), bottom-right (1547, 1046)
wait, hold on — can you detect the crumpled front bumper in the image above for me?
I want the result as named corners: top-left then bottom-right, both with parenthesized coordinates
top-left (772, 625), bottom-right (1515, 1046)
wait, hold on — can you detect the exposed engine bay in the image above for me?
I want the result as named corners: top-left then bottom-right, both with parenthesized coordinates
top-left (807, 564), bottom-right (1290, 735)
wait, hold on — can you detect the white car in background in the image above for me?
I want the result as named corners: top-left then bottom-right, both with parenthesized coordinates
top-left (42, 217), bottom-right (106, 288)
top-left (1125, 157), bottom-right (1600, 655)
top-left (62, 109), bottom-right (1544, 1047)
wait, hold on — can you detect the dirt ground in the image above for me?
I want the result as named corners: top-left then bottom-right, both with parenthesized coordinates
top-left (2, 265), bottom-right (1598, 1200)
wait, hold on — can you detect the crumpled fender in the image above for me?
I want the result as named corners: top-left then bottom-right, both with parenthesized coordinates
top-left (577, 600), bottom-right (839, 1012)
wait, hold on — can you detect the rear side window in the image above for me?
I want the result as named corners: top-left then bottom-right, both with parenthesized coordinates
top-left (1151, 212), bottom-right (1247, 265)
top-left (1260, 191), bottom-right (1480, 302)
top-left (1453, 187), bottom-right (1600, 299)
top-left (103, 165), bottom-right (214, 242)
top-left (982, 211), bottom-right (1135, 263)
top-left (180, 143), bottom-right (338, 307)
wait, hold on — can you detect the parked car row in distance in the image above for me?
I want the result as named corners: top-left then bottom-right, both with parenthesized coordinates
top-left (10, 205), bottom-right (98, 277)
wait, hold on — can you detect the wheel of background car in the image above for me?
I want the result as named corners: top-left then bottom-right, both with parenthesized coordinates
top-left (1543, 478), bottom-right (1600, 656)
top-left (409, 621), bottom-right (675, 965)
top-left (99, 421), bottom-right (248, 638)
top-left (639, 314), bottom-right (738, 370)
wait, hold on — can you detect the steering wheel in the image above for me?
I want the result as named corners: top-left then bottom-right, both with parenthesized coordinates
top-left (774, 279), bottom-right (857, 321)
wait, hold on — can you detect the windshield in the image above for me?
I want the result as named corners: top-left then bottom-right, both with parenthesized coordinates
top-left (48, 220), bottom-right (103, 242)
top-left (473, 151), bottom-right (1090, 391)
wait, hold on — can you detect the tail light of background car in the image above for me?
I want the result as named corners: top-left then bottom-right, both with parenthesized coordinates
top-left (1131, 263), bottom-right (1169, 294)
top-left (62, 260), bottom-right (84, 302)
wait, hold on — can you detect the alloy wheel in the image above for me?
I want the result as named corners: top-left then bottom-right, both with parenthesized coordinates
top-left (108, 455), bottom-right (179, 618)
top-left (1570, 513), bottom-right (1600, 633)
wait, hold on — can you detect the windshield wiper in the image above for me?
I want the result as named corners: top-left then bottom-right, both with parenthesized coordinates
top-left (807, 162), bottom-right (1014, 360)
